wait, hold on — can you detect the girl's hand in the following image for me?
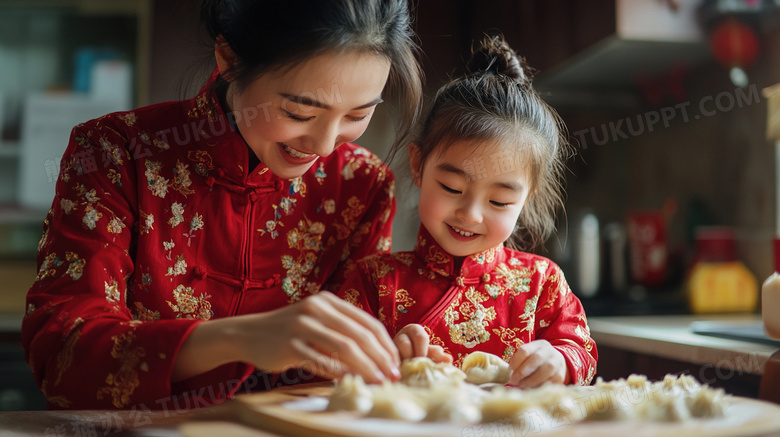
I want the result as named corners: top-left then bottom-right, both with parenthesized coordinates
top-left (507, 340), bottom-right (570, 388)
top-left (173, 291), bottom-right (401, 384)
top-left (393, 324), bottom-right (452, 364)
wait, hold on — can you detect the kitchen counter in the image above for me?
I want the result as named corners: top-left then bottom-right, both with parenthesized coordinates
top-left (589, 314), bottom-right (778, 397)
top-left (589, 314), bottom-right (777, 374)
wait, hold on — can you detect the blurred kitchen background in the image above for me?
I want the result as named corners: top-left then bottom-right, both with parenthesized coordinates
top-left (0, 0), bottom-right (779, 409)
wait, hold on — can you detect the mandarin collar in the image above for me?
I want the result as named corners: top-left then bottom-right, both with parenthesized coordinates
top-left (185, 67), bottom-right (280, 187)
top-left (413, 225), bottom-right (506, 281)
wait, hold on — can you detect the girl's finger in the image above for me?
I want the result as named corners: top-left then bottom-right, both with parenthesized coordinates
top-left (515, 362), bottom-right (555, 389)
top-left (428, 345), bottom-right (452, 364)
top-left (394, 333), bottom-right (414, 360)
top-left (508, 352), bottom-right (545, 386)
top-left (400, 325), bottom-right (429, 358)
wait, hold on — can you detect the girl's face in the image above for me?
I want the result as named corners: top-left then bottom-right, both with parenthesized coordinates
top-left (225, 51), bottom-right (391, 179)
top-left (411, 139), bottom-right (532, 257)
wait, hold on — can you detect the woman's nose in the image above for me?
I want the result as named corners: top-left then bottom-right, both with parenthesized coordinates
top-left (308, 121), bottom-right (343, 157)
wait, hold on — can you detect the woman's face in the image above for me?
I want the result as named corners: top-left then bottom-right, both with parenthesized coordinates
top-left (226, 51), bottom-right (391, 179)
top-left (411, 139), bottom-right (531, 257)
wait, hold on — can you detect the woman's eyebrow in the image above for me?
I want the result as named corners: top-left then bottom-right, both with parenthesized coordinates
top-left (279, 93), bottom-right (383, 110)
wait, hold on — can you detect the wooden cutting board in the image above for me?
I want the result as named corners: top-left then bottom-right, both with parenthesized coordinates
top-left (184, 382), bottom-right (780, 437)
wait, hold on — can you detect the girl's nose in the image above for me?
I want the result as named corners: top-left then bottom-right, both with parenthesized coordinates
top-left (456, 200), bottom-right (482, 225)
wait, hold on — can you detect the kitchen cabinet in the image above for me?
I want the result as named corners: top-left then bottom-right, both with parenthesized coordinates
top-left (0, 0), bottom-right (152, 257)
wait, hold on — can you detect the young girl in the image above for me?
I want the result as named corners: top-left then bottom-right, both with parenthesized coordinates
top-left (338, 35), bottom-right (597, 388)
top-left (23, 0), bottom-right (424, 410)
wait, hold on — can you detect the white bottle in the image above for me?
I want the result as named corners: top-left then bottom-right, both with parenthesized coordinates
top-left (576, 213), bottom-right (600, 298)
top-left (763, 272), bottom-right (780, 339)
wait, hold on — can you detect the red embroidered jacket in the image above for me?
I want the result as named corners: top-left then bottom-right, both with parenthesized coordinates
top-left (22, 70), bottom-right (396, 410)
top-left (338, 226), bottom-right (597, 385)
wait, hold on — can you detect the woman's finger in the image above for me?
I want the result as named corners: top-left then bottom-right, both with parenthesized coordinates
top-left (293, 314), bottom-right (387, 383)
top-left (300, 293), bottom-right (400, 380)
top-left (320, 292), bottom-right (400, 367)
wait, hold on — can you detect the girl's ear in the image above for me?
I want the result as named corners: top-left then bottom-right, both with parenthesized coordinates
top-left (215, 35), bottom-right (237, 82)
top-left (408, 143), bottom-right (422, 187)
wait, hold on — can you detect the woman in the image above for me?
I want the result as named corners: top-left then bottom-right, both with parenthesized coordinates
top-left (22, 0), bottom-right (424, 410)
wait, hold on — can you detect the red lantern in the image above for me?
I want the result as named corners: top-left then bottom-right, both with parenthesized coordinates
top-left (708, 18), bottom-right (760, 68)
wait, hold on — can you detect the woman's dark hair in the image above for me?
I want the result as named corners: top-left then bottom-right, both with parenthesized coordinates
top-left (201, 0), bottom-right (422, 160)
top-left (412, 34), bottom-right (571, 251)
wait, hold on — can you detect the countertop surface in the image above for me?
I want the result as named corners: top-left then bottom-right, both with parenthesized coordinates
top-left (588, 314), bottom-right (779, 375)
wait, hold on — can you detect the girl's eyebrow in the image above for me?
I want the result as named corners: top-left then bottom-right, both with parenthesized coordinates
top-left (436, 162), bottom-right (468, 178)
top-left (436, 162), bottom-right (523, 192)
top-left (279, 93), bottom-right (383, 110)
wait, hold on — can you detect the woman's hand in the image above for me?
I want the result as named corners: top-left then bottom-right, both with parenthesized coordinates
top-left (172, 291), bottom-right (401, 384)
top-left (507, 340), bottom-right (570, 388)
top-left (393, 324), bottom-right (452, 364)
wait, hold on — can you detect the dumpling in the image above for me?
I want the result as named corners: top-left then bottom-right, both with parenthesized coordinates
top-left (400, 357), bottom-right (466, 388)
top-left (424, 388), bottom-right (482, 424)
top-left (326, 374), bottom-right (373, 413)
top-left (461, 351), bottom-right (511, 385)
top-left (479, 387), bottom-right (537, 423)
top-left (640, 391), bottom-right (691, 422)
top-left (686, 386), bottom-right (728, 418)
top-left (580, 388), bottom-right (638, 421)
top-left (367, 382), bottom-right (427, 421)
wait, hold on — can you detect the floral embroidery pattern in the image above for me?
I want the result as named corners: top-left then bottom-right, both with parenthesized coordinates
top-left (65, 252), bottom-right (85, 280)
top-left (314, 163), bottom-right (327, 184)
top-left (61, 199), bottom-right (76, 214)
top-left (333, 196), bottom-right (365, 240)
top-left (139, 211), bottom-right (154, 234)
top-left (492, 326), bottom-right (524, 362)
top-left (166, 255), bottom-right (187, 278)
top-left (183, 214), bottom-right (204, 246)
top-left (187, 150), bottom-right (214, 177)
top-left (118, 112), bottom-right (136, 126)
top-left (107, 217), bottom-right (126, 236)
top-left (319, 199), bottom-right (336, 214)
top-left (99, 136), bottom-right (127, 167)
top-left (171, 161), bottom-right (195, 197)
top-left (340, 148), bottom-right (388, 183)
top-left (96, 330), bottom-right (145, 408)
top-left (105, 278), bottom-right (121, 303)
top-left (469, 247), bottom-right (498, 265)
top-left (144, 161), bottom-right (169, 198)
top-left (341, 288), bottom-right (361, 307)
top-left (496, 262), bottom-right (532, 295)
top-left (446, 287), bottom-right (496, 348)
top-left (107, 169), bottom-right (122, 186)
top-left (281, 217), bottom-right (325, 302)
top-left (518, 294), bottom-right (538, 332)
top-left (167, 285), bottom-right (212, 320)
top-left (133, 302), bottom-right (160, 322)
top-left (168, 203), bottom-right (185, 228)
top-left (36, 253), bottom-right (63, 281)
top-left (83, 204), bottom-right (102, 230)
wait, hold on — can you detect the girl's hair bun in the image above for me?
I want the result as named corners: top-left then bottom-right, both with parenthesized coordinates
top-left (466, 34), bottom-right (529, 84)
